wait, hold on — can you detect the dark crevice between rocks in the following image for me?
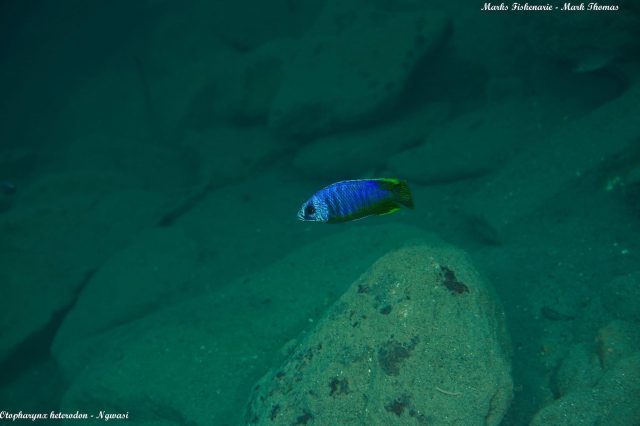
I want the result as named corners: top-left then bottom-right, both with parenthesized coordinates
top-left (157, 182), bottom-right (215, 227)
top-left (397, 21), bottom-right (488, 120)
top-left (157, 144), bottom-right (298, 227)
top-left (465, 214), bottom-right (503, 246)
top-left (0, 268), bottom-right (96, 389)
top-left (279, 21), bottom-right (483, 147)
top-left (523, 54), bottom-right (631, 117)
top-left (279, 20), bottom-right (457, 145)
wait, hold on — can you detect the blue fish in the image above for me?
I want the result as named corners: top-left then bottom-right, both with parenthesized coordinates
top-left (297, 178), bottom-right (414, 223)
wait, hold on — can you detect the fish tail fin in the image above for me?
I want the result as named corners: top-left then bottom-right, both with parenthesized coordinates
top-left (377, 178), bottom-right (414, 209)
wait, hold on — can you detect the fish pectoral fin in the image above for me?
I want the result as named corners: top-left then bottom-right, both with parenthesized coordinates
top-left (371, 200), bottom-right (400, 216)
top-left (379, 207), bottom-right (401, 216)
top-left (373, 200), bottom-right (402, 216)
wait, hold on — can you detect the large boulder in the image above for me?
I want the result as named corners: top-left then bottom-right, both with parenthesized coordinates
top-left (0, 172), bottom-right (169, 365)
top-left (51, 227), bottom-right (200, 379)
top-left (181, 126), bottom-right (279, 184)
top-left (386, 99), bottom-right (547, 184)
top-left (268, 0), bottom-right (451, 138)
top-left (552, 343), bottom-right (602, 397)
top-left (522, 8), bottom-right (639, 74)
top-left (55, 224), bottom-right (437, 425)
top-left (245, 245), bottom-right (513, 425)
top-left (532, 354), bottom-right (640, 426)
top-left (463, 82), bottom-right (640, 231)
top-left (532, 320), bottom-right (640, 425)
top-left (292, 103), bottom-right (449, 179)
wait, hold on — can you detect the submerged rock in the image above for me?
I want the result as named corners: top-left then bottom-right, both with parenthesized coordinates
top-left (600, 271), bottom-right (640, 324)
top-left (463, 82), bottom-right (640, 231)
top-left (181, 126), bottom-right (279, 184)
top-left (245, 245), bottom-right (512, 425)
top-left (595, 320), bottom-right (640, 370)
top-left (523, 9), bottom-right (638, 76)
top-left (532, 320), bottom-right (640, 425)
top-left (268, 0), bottom-right (450, 138)
top-left (52, 228), bottom-right (200, 379)
top-left (292, 103), bottom-right (449, 179)
top-left (552, 343), bottom-right (602, 399)
top-left (0, 172), bottom-right (168, 366)
top-left (532, 354), bottom-right (640, 426)
top-left (386, 99), bottom-right (545, 185)
top-left (55, 224), bottom-right (439, 425)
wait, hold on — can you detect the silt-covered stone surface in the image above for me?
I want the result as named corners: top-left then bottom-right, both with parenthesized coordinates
top-left (246, 244), bottom-right (512, 425)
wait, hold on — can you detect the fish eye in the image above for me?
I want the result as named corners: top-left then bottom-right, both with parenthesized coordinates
top-left (304, 204), bottom-right (316, 217)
